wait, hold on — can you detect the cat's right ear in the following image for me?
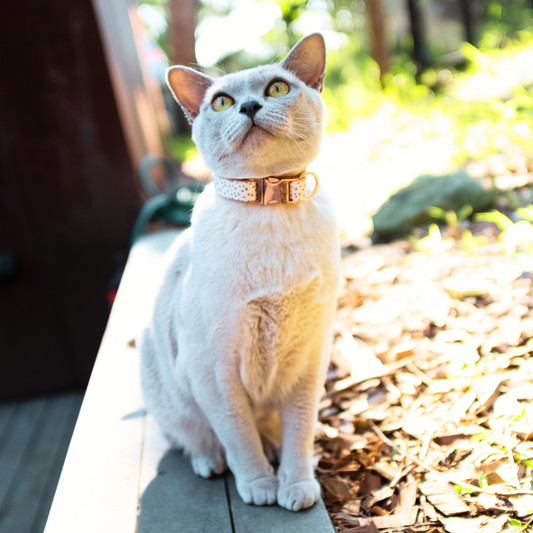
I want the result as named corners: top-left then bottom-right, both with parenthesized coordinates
top-left (166, 67), bottom-right (214, 122)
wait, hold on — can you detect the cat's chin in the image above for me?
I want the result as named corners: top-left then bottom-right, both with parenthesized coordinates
top-left (243, 124), bottom-right (272, 143)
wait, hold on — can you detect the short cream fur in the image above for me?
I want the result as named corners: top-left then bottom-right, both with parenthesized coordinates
top-left (139, 33), bottom-right (341, 511)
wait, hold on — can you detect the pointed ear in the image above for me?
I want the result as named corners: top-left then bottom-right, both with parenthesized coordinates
top-left (166, 66), bottom-right (214, 122)
top-left (282, 33), bottom-right (326, 92)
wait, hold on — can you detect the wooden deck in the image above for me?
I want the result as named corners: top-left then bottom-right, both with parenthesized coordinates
top-left (41, 230), bottom-right (334, 533)
top-left (0, 392), bottom-right (83, 533)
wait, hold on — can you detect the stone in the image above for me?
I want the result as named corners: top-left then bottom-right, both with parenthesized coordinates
top-left (372, 171), bottom-right (494, 240)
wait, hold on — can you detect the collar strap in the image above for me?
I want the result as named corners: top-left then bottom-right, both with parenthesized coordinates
top-left (212, 172), bottom-right (319, 205)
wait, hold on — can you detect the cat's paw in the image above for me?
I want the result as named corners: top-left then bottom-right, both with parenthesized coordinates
top-left (277, 479), bottom-right (320, 511)
top-left (191, 452), bottom-right (227, 478)
top-left (237, 475), bottom-right (279, 506)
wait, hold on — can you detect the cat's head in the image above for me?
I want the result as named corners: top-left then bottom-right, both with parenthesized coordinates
top-left (166, 34), bottom-right (326, 179)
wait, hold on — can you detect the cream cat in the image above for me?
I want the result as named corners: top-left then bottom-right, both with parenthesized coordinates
top-left (139, 33), bottom-right (340, 512)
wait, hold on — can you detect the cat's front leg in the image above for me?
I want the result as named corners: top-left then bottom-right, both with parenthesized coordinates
top-left (277, 374), bottom-right (322, 511)
top-left (190, 368), bottom-right (278, 506)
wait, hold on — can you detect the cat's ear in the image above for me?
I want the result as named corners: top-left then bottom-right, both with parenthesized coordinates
top-left (166, 66), bottom-right (214, 122)
top-left (282, 33), bottom-right (326, 92)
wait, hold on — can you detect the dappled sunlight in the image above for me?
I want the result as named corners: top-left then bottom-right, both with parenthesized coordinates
top-left (312, 104), bottom-right (457, 243)
top-left (130, 1), bottom-right (533, 530)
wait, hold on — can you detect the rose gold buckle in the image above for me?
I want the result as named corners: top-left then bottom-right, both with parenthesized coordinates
top-left (256, 176), bottom-right (300, 204)
top-left (253, 172), bottom-right (319, 204)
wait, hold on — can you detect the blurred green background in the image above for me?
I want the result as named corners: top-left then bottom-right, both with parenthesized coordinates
top-left (135, 0), bottom-right (533, 244)
top-left (137, 0), bottom-right (533, 155)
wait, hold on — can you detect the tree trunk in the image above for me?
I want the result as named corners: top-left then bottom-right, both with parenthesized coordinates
top-left (365, 0), bottom-right (390, 85)
top-left (168, 0), bottom-right (197, 68)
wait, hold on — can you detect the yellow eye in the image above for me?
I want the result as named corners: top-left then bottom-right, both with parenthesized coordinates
top-left (267, 81), bottom-right (290, 97)
top-left (212, 95), bottom-right (234, 112)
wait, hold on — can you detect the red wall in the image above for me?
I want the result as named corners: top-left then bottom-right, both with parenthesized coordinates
top-left (0, 0), bottom-right (141, 399)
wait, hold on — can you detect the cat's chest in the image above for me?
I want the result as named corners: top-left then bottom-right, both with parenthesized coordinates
top-left (239, 285), bottom-right (325, 404)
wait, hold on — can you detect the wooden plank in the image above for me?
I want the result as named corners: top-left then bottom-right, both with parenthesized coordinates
top-left (137, 414), bottom-right (233, 533)
top-left (0, 394), bottom-right (77, 533)
top-left (227, 474), bottom-right (335, 533)
top-left (0, 398), bottom-right (46, 509)
top-left (45, 229), bottom-right (335, 532)
top-left (43, 231), bottom-right (179, 533)
top-left (30, 393), bottom-right (84, 533)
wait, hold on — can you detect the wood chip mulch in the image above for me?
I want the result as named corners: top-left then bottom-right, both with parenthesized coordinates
top-left (317, 226), bottom-right (533, 533)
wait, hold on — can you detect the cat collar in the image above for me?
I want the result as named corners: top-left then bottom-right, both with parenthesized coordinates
top-left (212, 172), bottom-right (319, 205)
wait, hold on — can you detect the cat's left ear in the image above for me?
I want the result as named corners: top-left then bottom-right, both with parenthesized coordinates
top-left (166, 66), bottom-right (214, 122)
top-left (282, 33), bottom-right (326, 93)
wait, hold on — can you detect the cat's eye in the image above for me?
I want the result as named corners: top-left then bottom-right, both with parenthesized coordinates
top-left (267, 80), bottom-right (290, 98)
top-left (212, 94), bottom-right (234, 112)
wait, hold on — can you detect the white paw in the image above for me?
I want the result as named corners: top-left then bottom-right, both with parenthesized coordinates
top-left (237, 475), bottom-right (279, 506)
top-left (277, 479), bottom-right (320, 511)
top-left (191, 452), bottom-right (227, 478)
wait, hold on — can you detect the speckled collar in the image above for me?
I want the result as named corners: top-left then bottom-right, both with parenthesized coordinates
top-left (211, 172), bottom-right (319, 205)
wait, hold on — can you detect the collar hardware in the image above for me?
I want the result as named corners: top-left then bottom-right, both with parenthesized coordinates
top-left (258, 177), bottom-right (298, 204)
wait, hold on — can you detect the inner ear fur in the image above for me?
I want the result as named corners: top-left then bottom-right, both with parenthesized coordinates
top-left (166, 66), bottom-right (214, 121)
top-left (282, 33), bottom-right (326, 93)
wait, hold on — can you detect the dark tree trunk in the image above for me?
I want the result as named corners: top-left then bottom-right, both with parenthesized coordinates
top-left (459, 0), bottom-right (474, 44)
top-left (168, 0), bottom-right (197, 134)
top-left (366, 0), bottom-right (390, 85)
top-left (168, 0), bottom-right (198, 68)
top-left (406, 0), bottom-right (428, 70)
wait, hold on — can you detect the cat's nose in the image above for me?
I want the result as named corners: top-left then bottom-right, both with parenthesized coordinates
top-left (239, 100), bottom-right (262, 119)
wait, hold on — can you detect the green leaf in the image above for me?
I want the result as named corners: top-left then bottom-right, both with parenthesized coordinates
top-left (472, 432), bottom-right (489, 442)
top-left (513, 407), bottom-right (527, 422)
top-left (474, 210), bottom-right (514, 231)
top-left (517, 206), bottom-right (533, 223)
top-left (457, 204), bottom-right (473, 224)
top-left (479, 471), bottom-right (489, 489)
top-left (524, 458), bottom-right (533, 468)
top-left (510, 517), bottom-right (533, 530)
top-left (455, 484), bottom-right (474, 494)
top-left (428, 206), bottom-right (448, 222)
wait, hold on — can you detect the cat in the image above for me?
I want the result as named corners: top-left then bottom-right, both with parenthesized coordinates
top-left (139, 33), bottom-right (341, 512)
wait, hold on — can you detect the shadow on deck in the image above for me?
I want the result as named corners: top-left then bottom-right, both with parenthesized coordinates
top-left (0, 393), bottom-right (83, 533)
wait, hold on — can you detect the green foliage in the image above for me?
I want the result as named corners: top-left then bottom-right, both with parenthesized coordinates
top-left (137, 0), bottom-right (533, 171)
top-left (475, 208), bottom-right (533, 256)
top-left (373, 172), bottom-right (493, 240)
top-left (478, 471), bottom-right (489, 489)
top-left (513, 407), bottom-right (527, 422)
top-left (164, 134), bottom-right (199, 163)
top-left (455, 484), bottom-right (475, 495)
top-left (517, 206), bottom-right (533, 223)
top-left (510, 518), bottom-right (533, 530)
top-left (475, 210), bottom-right (514, 231)
top-left (480, 0), bottom-right (533, 49)
top-left (411, 223), bottom-right (455, 255)
top-left (428, 205), bottom-right (473, 233)
top-left (460, 229), bottom-right (487, 254)
top-left (136, 0), bottom-right (172, 58)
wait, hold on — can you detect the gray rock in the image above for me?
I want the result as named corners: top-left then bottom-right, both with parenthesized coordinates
top-left (372, 171), bottom-right (494, 240)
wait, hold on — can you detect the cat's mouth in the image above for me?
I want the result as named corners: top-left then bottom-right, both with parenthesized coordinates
top-left (243, 122), bottom-right (273, 141)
